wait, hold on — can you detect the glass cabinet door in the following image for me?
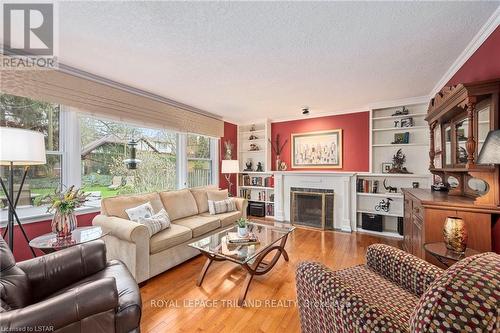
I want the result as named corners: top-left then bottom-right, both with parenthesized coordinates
top-left (477, 102), bottom-right (491, 161)
top-left (444, 125), bottom-right (452, 166)
top-left (455, 119), bottom-right (469, 165)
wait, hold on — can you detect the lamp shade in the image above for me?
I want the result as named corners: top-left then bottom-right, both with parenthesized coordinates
top-left (477, 129), bottom-right (500, 164)
top-left (221, 160), bottom-right (239, 174)
top-left (0, 127), bottom-right (46, 165)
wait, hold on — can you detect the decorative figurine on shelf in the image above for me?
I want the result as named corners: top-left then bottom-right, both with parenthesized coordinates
top-left (279, 161), bottom-right (288, 171)
top-left (224, 140), bottom-right (234, 160)
top-left (391, 106), bottom-right (409, 116)
top-left (249, 143), bottom-right (260, 151)
top-left (248, 134), bottom-right (258, 140)
top-left (400, 117), bottom-right (414, 128)
top-left (394, 120), bottom-right (400, 128)
top-left (244, 160), bottom-right (253, 171)
top-left (458, 146), bottom-right (468, 164)
top-left (375, 198), bottom-right (393, 212)
top-left (372, 180), bottom-right (379, 193)
top-left (389, 149), bottom-right (412, 174)
top-left (269, 134), bottom-right (288, 171)
top-left (256, 162), bottom-right (264, 172)
top-left (383, 179), bottom-right (398, 193)
top-left (250, 124), bottom-right (256, 132)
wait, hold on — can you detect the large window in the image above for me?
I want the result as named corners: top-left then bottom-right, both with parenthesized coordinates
top-left (0, 92), bottom-right (219, 219)
top-left (80, 116), bottom-right (177, 197)
top-left (0, 93), bottom-right (62, 208)
top-left (187, 134), bottom-right (214, 188)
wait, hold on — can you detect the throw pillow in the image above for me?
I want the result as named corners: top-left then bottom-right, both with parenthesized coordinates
top-left (207, 189), bottom-right (228, 202)
top-left (137, 209), bottom-right (171, 237)
top-left (208, 198), bottom-right (236, 215)
top-left (125, 202), bottom-right (155, 222)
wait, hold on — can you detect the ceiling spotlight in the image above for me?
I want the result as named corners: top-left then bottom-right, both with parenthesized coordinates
top-left (302, 107), bottom-right (310, 115)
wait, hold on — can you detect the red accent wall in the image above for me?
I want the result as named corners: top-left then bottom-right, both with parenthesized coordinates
top-left (270, 112), bottom-right (370, 171)
top-left (446, 26), bottom-right (500, 86)
top-left (219, 121), bottom-right (238, 196)
top-left (1, 212), bottom-right (99, 262)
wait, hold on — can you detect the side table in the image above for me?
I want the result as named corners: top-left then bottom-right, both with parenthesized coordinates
top-left (29, 226), bottom-right (108, 254)
top-left (423, 242), bottom-right (480, 268)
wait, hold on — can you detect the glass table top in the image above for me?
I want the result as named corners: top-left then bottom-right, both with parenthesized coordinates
top-left (423, 242), bottom-right (480, 261)
top-left (29, 226), bottom-right (108, 250)
top-left (188, 222), bottom-right (295, 264)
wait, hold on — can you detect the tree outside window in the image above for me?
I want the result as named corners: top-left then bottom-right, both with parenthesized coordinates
top-left (0, 93), bottom-right (62, 208)
top-left (187, 134), bottom-right (213, 188)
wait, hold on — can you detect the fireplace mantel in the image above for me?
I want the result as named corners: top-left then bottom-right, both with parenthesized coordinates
top-left (273, 171), bottom-right (357, 232)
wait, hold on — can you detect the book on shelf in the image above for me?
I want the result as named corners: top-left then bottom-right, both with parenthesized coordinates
top-left (356, 179), bottom-right (379, 193)
top-left (266, 203), bottom-right (274, 216)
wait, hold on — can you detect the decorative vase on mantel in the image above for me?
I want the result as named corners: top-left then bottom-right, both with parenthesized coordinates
top-left (51, 211), bottom-right (78, 239)
top-left (443, 216), bottom-right (468, 253)
top-left (276, 155), bottom-right (282, 171)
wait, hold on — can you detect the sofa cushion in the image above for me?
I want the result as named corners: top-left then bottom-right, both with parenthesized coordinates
top-left (190, 185), bottom-right (218, 214)
top-left (410, 253), bottom-right (500, 333)
top-left (125, 202), bottom-right (155, 222)
top-left (149, 224), bottom-right (192, 254)
top-left (172, 215), bottom-right (221, 238)
top-left (159, 189), bottom-right (199, 221)
top-left (201, 210), bottom-right (241, 227)
top-left (207, 189), bottom-right (228, 202)
top-left (101, 192), bottom-right (163, 220)
top-left (138, 209), bottom-right (171, 237)
top-left (208, 198), bottom-right (236, 215)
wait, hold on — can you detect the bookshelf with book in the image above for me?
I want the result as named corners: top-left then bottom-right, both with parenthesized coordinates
top-left (238, 172), bottom-right (275, 217)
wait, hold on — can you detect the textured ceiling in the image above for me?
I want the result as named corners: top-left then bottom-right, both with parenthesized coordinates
top-left (53, 2), bottom-right (500, 122)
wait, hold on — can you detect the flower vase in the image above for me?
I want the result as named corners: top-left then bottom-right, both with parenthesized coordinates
top-left (276, 155), bottom-right (281, 171)
top-left (443, 216), bottom-right (468, 253)
top-left (52, 211), bottom-right (77, 239)
top-left (238, 226), bottom-right (248, 238)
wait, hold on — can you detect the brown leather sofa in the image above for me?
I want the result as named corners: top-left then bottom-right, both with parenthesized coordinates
top-left (0, 237), bottom-right (141, 333)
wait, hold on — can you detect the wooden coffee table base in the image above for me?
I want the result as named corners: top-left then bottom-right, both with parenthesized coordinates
top-left (196, 235), bottom-right (289, 306)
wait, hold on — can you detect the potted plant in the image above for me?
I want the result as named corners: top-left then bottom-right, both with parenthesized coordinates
top-left (236, 217), bottom-right (249, 237)
top-left (38, 186), bottom-right (89, 239)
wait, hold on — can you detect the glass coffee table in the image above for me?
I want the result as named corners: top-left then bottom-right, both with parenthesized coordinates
top-left (189, 221), bottom-right (295, 306)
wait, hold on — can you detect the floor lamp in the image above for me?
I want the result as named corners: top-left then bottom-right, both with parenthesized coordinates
top-left (0, 127), bottom-right (46, 256)
top-left (221, 160), bottom-right (239, 197)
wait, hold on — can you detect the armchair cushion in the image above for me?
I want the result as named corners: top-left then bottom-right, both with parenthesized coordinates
top-left (366, 244), bottom-right (442, 297)
top-left (296, 261), bottom-right (419, 333)
top-left (18, 239), bottom-right (107, 303)
top-left (0, 237), bottom-right (31, 309)
top-left (0, 277), bottom-right (118, 333)
top-left (51, 259), bottom-right (141, 333)
top-left (410, 252), bottom-right (500, 333)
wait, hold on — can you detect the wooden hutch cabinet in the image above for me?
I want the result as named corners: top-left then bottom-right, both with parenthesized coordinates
top-left (403, 80), bottom-right (500, 265)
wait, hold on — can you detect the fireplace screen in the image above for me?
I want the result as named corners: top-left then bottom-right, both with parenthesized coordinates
top-left (291, 187), bottom-right (334, 230)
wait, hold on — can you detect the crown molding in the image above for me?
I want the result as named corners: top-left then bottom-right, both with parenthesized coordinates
top-left (430, 6), bottom-right (500, 97)
top-left (367, 95), bottom-right (429, 110)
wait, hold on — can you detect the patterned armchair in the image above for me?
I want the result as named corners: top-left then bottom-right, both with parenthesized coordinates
top-left (296, 244), bottom-right (499, 333)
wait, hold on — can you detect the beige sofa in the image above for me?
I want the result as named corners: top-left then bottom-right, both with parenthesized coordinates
top-left (92, 186), bottom-right (248, 283)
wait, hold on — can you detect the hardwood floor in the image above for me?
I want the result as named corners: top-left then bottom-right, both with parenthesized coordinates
top-left (140, 227), bottom-right (402, 333)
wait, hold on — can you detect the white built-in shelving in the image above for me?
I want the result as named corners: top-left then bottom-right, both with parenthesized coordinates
top-left (355, 102), bottom-right (432, 239)
top-left (237, 120), bottom-right (274, 217)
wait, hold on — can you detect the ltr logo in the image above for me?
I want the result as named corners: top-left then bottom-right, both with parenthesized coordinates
top-left (3, 3), bottom-right (53, 56)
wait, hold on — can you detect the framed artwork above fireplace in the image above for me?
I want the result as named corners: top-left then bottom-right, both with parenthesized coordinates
top-left (291, 129), bottom-right (343, 168)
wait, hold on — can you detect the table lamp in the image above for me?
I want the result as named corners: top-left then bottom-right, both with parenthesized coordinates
top-left (0, 127), bottom-right (46, 255)
top-left (221, 160), bottom-right (239, 196)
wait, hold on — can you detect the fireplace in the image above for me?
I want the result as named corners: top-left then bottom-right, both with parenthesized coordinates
top-left (291, 187), bottom-right (334, 230)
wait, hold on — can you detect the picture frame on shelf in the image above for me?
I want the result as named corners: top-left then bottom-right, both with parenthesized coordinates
top-left (291, 129), bottom-right (343, 168)
top-left (381, 162), bottom-right (392, 174)
top-left (392, 132), bottom-right (409, 144)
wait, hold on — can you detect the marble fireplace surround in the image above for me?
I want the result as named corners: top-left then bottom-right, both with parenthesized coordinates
top-left (273, 171), bottom-right (357, 232)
